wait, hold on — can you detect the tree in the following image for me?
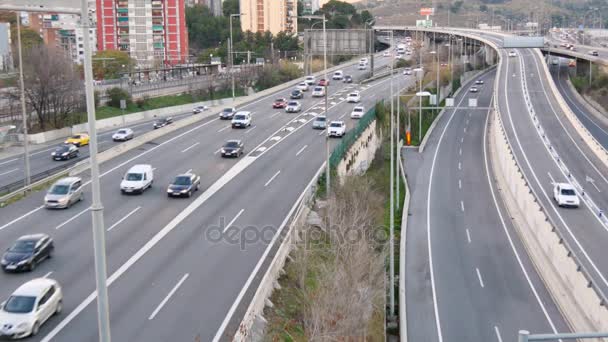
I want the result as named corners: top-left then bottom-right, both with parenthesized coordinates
top-left (320, 0), bottom-right (357, 16)
top-left (273, 32), bottom-right (299, 53)
top-left (450, 0), bottom-right (464, 13)
top-left (92, 50), bottom-right (134, 80)
top-left (222, 0), bottom-right (239, 17)
top-left (106, 87), bottom-right (131, 108)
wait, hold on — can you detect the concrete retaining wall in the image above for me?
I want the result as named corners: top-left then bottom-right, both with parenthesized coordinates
top-left (398, 142), bottom-right (410, 342)
top-left (336, 120), bottom-right (381, 181)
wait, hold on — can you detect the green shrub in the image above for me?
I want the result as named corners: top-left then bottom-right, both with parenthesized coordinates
top-left (106, 87), bottom-right (131, 108)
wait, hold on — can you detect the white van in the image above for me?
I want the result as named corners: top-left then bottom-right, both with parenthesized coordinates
top-left (120, 164), bottom-right (154, 194)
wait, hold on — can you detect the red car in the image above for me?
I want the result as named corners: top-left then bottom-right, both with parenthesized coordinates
top-left (318, 79), bottom-right (329, 86)
top-left (272, 98), bottom-right (287, 108)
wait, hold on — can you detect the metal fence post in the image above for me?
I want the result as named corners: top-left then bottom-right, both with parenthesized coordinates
top-left (518, 330), bottom-right (530, 342)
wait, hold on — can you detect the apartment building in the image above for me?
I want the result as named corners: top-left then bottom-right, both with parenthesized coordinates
top-left (0, 23), bottom-right (11, 71)
top-left (240, 0), bottom-right (297, 35)
top-left (301, 0), bottom-right (319, 15)
top-left (96, 0), bottom-right (189, 66)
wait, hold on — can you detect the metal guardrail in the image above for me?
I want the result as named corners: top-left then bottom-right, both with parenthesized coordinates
top-left (0, 159), bottom-right (81, 196)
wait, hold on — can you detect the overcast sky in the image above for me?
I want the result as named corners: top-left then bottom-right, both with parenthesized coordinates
top-left (0, 0), bottom-right (81, 11)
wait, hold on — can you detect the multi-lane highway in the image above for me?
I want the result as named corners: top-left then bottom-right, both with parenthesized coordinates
top-left (0, 53), bottom-right (416, 340)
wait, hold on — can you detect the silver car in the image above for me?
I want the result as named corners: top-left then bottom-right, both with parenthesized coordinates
top-left (312, 116), bottom-right (327, 130)
top-left (44, 177), bottom-right (84, 209)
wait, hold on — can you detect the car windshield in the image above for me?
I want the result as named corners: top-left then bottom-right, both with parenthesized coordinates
top-left (126, 173), bottom-right (143, 181)
top-left (292, 91), bottom-right (299, 94)
top-left (173, 176), bottom-right (191, 186)
top-left (349, 93), bottom-right (358, 97)
top-left (225, 141), bottom-right (240, 148)
top-left (49, 184), bottom-right (70, 195)
top-left (316, 117), bottom-right (326, 122)
top-left (288, 102), bottom-right (298, 106)
top-left (561, 189), bottom-right (576, 196)
top-left (330, 123), bottom-right (342, 127)
top-left (117, 130), bottom-right (127, 134)
top-left (354, 108), bottom-right (363, 112)
top-left (55, 146), bottom-right (69, 153)
top-left (234, 115), bottom-right (246, 120)
top-left (8, 240), bottom-right (36, 253)
top-left (70, 135), bottom-right (80, 139)
top-left (223, 108), bottom-right (233, 113)
top-left (3, 296), bottom-right (36, 314)
top-left (275, 99), bottom-right (284, 102)
top-left (314, 87), bottom-right (323, 92)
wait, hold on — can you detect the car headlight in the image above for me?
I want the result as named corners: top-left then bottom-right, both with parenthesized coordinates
top-left (51, 152), bottom-right (56, 156)
top-left (180, 189), bottom-right (189, 193)
top-left (59, 197), bottom-right (69, 203)
top-left (221, 148), bottom-right (226, 153)
top-left (167, 188), bottom-right (173, 193)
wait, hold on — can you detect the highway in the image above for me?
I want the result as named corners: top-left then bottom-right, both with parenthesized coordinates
top-left (403, 69), bottom-right (568, 341)
top-left (0, 54), bottom-right (414, 340)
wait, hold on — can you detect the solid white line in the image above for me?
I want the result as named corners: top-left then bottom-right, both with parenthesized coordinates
top-left (264, 170), bottom-right (281, 187)
top-left (458, 179), bottom-right (462, 189)
top-left (0, 158), bottom-right (18, 166)
top-left (0, 206), bottom-right (44, 231)
top-left (460, 201), bottom-right (465, 212)
top-left (0, 168), bottom-right (18, 176)
top-left (217, 126), bottom-right (230, 133)
top-left (107, 206), bottom-right (141, 232)
top-left (29, 147), bottom-right (57, 157)
top-left (180, 142), bottom-right (200, 153)
top-left (55, 207), bottom-right (90, 230)
top-left (296, 145), bottom-right (308, 156)
top-left (148, 273), bottom-right (189, 320)
top-left (547, 171), bottom-right (556, 185)
top-left (223, 209), bottom-right (245, 233)
top-left (494, 326), bottom-right (503, 342)
top-left (245, 125), bottom-right (257, 134)
top-left (466, 229), bottom-right (471, 244)
top-left (43, 272), bottom-right (53, 278)
top-left (214, 148), bottom-right (221, 155)
top-left (476, 268), bottom-right (485, 288)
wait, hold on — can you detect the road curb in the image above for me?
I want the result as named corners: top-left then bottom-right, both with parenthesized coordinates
top-left (398, 142), bottom-right (410, 342)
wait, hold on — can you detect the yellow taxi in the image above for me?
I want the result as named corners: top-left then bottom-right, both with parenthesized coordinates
top-left (64, 133), bottom-right (90, 147)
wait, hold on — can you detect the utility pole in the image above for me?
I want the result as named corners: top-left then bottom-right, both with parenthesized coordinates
top-left (389, 29), bottom-right (395, 319)
top-left (16, 13), bottom-right (31, 188)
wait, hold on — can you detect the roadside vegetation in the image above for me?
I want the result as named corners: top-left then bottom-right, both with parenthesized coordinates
top-left (571, 66), bottom-right (608, 111)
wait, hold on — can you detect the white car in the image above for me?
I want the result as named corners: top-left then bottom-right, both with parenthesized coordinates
top-left (359, 58), bottom-right (368, 64)
top-left (285, 101), bottom-right (302, 113)
top-left (403, 68), bottom-right (412, 75)
top-left (469, 87), bottom-right (479, 93)
top-left (297, 82), bottom-right (309, 91)
top-left (553, 183), bottom-right (580, 208)
top-left (112, 128), bottom-right (134, 141)
top-left (120, 164), bottom-right (154, 194)
top-left (332, 70), bottom-right (344, 80)
top-left (508, 50), bottom-right (517, 57)
top-left (346, 92), bottom-right (361, 103)
top-left (358, 63), bottom-right (367, 70)
top-left (328, 121), bottom-right (346, 137)
top-left (192, 105), bottom-right (208, 114)
top-left (0, 278), bottom-right (63, 339)
top-left (231, 111), bottom-right (252, 128)
top-left (350, 106), bottom-right (365, 119)
top-left (304, 75), bottom-right (315, 86)
top-left (312, 86), bottom-right (326, 97)
top-left (383, 51), bottom-right (390, 57)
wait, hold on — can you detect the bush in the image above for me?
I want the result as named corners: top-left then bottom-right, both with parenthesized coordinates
top-left (136, 95), bottom-right (149, 109)
top-left (106, 87), bottom-right (132, 108)
top-left (395, 59), bottom-right (412, 68)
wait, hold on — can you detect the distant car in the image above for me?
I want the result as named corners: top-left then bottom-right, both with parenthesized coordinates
top-left (286, 101), bottom-right (302, 113)
top-left (120, 164), bottom-right (154, 194)
top-left (51, 144), bottom-right (79, 161)
top-left (569, 45), bottom-right (576, 51)
top-left (469, 87), bottom-right (479, 93)
top-left (312, 115), bottom-right (327, 130)
top-left (219, 107), bottom-right (237, 120)
top-left (0, 278), bottom-right (63, 338)
top-left (383, 51), bottom-right (390, 57)
top-left (112, 128), bottom-right (134, 141)
top-left (64, 133), bottom-right (89, 147)
top-left (475, 80), bottom-right (484, 85)
top-left (220, 140), bottom-right (244, 158)
top-left (590, 50), bottom-right (599, 56)
top-left (312, 86), bottom-right (326, 97)
top-left (358, 63), bottom-right (367, 70)
top-left (508, 50), bottom-right (517, 57)
top-left (297, 82), bottom-right (309, 91)
top-left (231, 111), bottom-right (252, 128)
top-left (332, 70), bottom-right (344, 80)
top-left (1, 234), bottom-right (54, 272)
top-left (359, 58), bottom-right (368, 64)
top-left (304, 75), bottom-right (316, 86)
top-left (405, 51), bottom-right (412, 56)
top-left (290, 89), bottom-right (304, 99)
top-left (552, 59), bottom-right (559, 65)
top-left (153, 117), bottom-right (172, 129)
top-left (403, 68), bottom-right (412, 75)
top-left (346, 92), bottom-right (361, 103)
top-left (318, 79), bottom-right (329, 86)
top-left (192, 105), bottom-right (207, 114)
top-left (44, 177), bottom-right (83, 209)
top-left (328, 121), bottom-right (346, 137)
top-left (272, 98), bottom-right (287, 109)
top-left (553, 183), bottom-right (580, 208)
top-left (350, 106), bottom-right (365, 119)
top-left (167, 173), bottom-right (201, 198)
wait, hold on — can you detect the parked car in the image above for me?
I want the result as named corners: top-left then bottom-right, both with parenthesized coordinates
top-left (1, 234), bottom-right (54, 272)
top-left (44, 177), bottom-right (83, 209)
top-left (231, 111), bottom-right (252, 128)
top-left (219, 107), bottom-right (237, 120)
top-left (285, 101), bottom-right (302, 113)
top-left (296, 82), bottom-right (309, 91)
top-left (343, 75), bottom-right (353, 83)
top-left (272, 98), bottom-right (287, 109)
top-left (328, 121), bottom-right (346, 137)
top-left (220, 140), bottom-right (244, 158)
top-left (192, 105), bottom-right (208, 114)
top-left (312, 116), bottom-right (327, 130)
top-left (332, 70), bottom-right (344, 80)
top-left (350, 106), bottom-right (365, 119)
top-left (112, 128), bottom-right (134, 141)
top-left (153, 117), bottom-right (172, 129)
top-left (553, 183), bottom-right (580, 208)
top-left (290, 89), bottom-right (304, 99)
top-left (167, 172), bottom-right (201, 198)
top-left (120, 164), bottom-right (153, 194)
top-left (64, 133), bottom-right (89, 147)
top-left (304, 75), bottom-right (315, 86)
top-left (312, 86), bottom-right (326, 97)
top-left (51, 144), bottom-right (79, 161)
top-left (346, 91), bottom-right (361, 103)
top-left (0, 278), bottom-right (63, 338)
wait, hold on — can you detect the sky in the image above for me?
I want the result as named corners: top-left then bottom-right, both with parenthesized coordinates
top-left (0, 0), bottom-right (81, 12)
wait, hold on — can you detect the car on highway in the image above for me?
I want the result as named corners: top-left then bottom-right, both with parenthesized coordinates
top-left (360, 57), bottom-right (368, 64)
top-left (405, 50), bottom-right (412, 56)
top-left (285, 101), bottom-right (302, 113)
top-left (167, 172), bottom-right (201, 197)
top-left (44, 177), bottom-right (83, 209)
top-left (219, 107), bottom-right (237, 120)
top-left (318, 78), bottom-right (329, 86)
top-left (590, 50), bottom-right (599, 56)
top-left (350, 106), bottom-right (365, 119)
top-left (120, 164), bottom-right (154, 194)
top-left (1, 234), bottom-right (54, 272)
top-left (192, 105), bottom-right (208, 114)
top-left (153, 117), bottom-right (173, 129)
top-left (358, 62), bottom-right (367, 70)
top-left (290, 89), bottom-right (304, 99)
top-left (328, 121), bottom-right (346, 137)
top-left (508, 50), bottom-right (518, 57)
top-left (475, 79), bottom-right (484, 85)
top-left (332, 70), bottom-right (344, 80)
top-left (0, 278), bottom-right (63, 339)
top-left (312, 115), bottom-right (327, 130)
top-left (51, 144), bottom-right (79, 161)
top-left (64, 133), bottom-right (89, 147)
top-left (272, 98), bottom-right (287, 108)
top-left (112, 128), bottom-right (134, 141)
top-left (296, 82), bottom-right (309, 91)
top-left (553, 183), bottom-right (580, 208)
top-left (231, 111), bottom-right (252, 128)
top-left (383, 51), bottom-right (390, 57)
top-left (552, 59), bottom-right (559, 65)
top-left (403, 68), bottom-right (412, 75)
top-left (304, 75), bottom-right (315, 86)
top-left (347, 91), bottom-right (361, 103)
top-left (343, 75), bottom-right (353, 83)
top-left (220, 140), bottom-right (245, 158)
top-left (312, 86), bottom-right (326, 97)
top-left (469, 87), bottom-right (479, 93)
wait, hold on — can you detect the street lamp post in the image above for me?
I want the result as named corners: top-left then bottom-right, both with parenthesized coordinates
top-left (230, 13), bottom-right (244, 103)
top-left (15, 13), bottom-right (31, 188)
top-left (365, 19), bottom-right (375, 77)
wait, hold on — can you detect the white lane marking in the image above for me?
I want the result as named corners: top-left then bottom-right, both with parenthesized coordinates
top-left (466, 229), bottom-right (471, 244)
top-left (338, 114), bottom-right (346, 119)
top-left (458, 179), bottom-right (462, 189)
top-left (0, 206), bottom-right (44, 231)
top-left (589, 178), bottom-right (602, 192)
top-left (107, 206), bottom-right (142, 232)
top-left (0, 168), bottom-right (18, 176)
top-left (43, 271), bottom-right (53, 278)
top-left (264, 170), bottom-right (281, 187)
top-left (459, 148), bottom-right (462, 156)
top-left (0, 158), bottom-right (18, 166)
top-left (29, 147), bottom-right (58, 157)
top-left (180, 142), bottom-right (200, 153)
top-left (318, 130), bottom-right (326, 136)
top-left (217, 126), bottom-right (230, 133)
top-left (461, 137), bottom-right (464, 143)
top-left (148, 273), bottom-right (189, 320)
top-left (214, 148), bottom-right (221, 155)
top-left (270, 112), bottom-right (281, 118)
top-left (285, 127), bottom-right (295, 132)
top-left (55, 207), bottom-right (90, 230)
top-left (296, 145), bottom-right (308, 157)
top-left (152, 167), bottom-right (157, 171)
top-left (270, 136), bottom-right (281, 142)
top-left (464, 127), bottom-right (467, 133)
top-left (223, 209), bottom-right (245, 233)
top-left (256, 147), bottom-right (267, 153)
top-left (547, 172), bottom-right (555, 185)
top-left (494, 326), bottom-right (503, 342)
top-left (458, 162), bottom-right (462, 170)
top-left (476, 268), bottom-right (485, 288)
top-left (460, 201), bottom-right (465, 212)
top-left (245, 125), bottom-right (257, 134)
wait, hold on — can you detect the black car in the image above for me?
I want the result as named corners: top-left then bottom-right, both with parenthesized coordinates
top-left (153, 117), bottom-right (173, 129)
top-left (51, 144), bottom-right (79, 161)
top-left (343, 75), bottom-right (353, 83)
top-left (167, 173), bottom-right (201, 197)
top-left (219, 107), bottom-right (237, 120)
top-left (221, 140), bottom-right (244, 158)
top-left (1, 234), bottom-right (54, 272)
top-left (290, 89), bottom-right (304, 99)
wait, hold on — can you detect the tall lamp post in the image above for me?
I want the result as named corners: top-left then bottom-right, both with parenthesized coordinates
top-left (230, 13), bottom-right (245, 102)
top-left (364, 19), bottom-right (375, 76)
top-left (15, 13), bottom-right (30, 188)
